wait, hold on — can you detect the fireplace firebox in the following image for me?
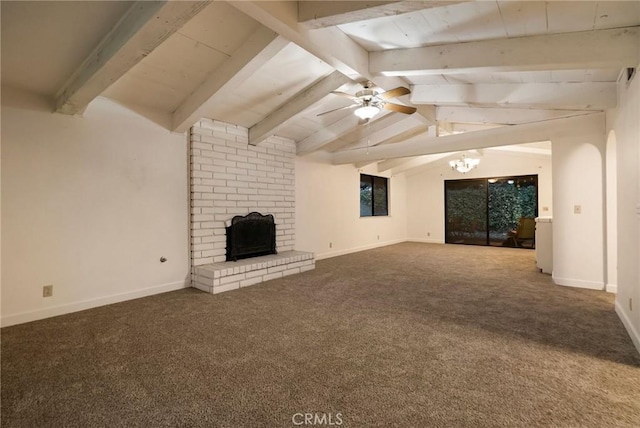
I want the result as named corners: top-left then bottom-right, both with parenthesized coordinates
top-left (226, 212), bottom-right (277, 261)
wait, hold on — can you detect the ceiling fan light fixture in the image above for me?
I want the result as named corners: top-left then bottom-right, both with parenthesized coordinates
top-left (354, 105), bottom-right (380, 120)
top-left (321, 84), bottom-right (414, 118)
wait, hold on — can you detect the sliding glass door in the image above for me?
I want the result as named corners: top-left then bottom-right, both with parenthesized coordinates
top-left (445, 175), bottom-right (538, 247)
top-left (488, 176), bottom-right (538, 246)
top-left (445, 179), bottom-right (488, 245)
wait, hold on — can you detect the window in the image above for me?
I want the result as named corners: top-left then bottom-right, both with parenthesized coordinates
top-left (360, 174), bottom-right (388, 216)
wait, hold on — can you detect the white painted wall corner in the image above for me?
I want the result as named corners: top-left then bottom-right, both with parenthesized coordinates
top-left (615, 300), bottom-right (640, 356)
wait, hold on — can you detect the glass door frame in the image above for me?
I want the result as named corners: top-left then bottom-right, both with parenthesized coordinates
top-left (444, 174), bottom-right (539, 247)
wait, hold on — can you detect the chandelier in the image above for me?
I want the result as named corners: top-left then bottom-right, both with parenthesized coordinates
top-left (449, 155), bottom-right (480, 173)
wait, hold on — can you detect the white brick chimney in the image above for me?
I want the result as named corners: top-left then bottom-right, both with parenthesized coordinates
top-left (189, 118), bottom-right (308, 292)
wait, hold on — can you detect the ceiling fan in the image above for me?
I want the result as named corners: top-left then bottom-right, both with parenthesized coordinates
top-left (318, 81), bottom-right (417, 121)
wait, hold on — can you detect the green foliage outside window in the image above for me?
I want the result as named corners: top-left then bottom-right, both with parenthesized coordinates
top-left (446, 185), bottom-right (487, 234)
top-left (488, 181), bottom-right (537, 233)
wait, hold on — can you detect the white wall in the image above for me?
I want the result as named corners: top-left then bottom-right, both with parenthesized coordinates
top-left (605, 127), bottom-right (618, 293)
top-left (405, 150), bottom-right (552, 243)
top-left (296, 152), bottom-right (407, 259)
top-left (611, 67), bottom-right (640, 353)
top-left (551, 130), bottom-right (606, 290)
top-left (1, 95), bottom-right (189, 326)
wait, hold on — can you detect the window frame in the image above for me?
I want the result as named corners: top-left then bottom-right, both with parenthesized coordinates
top-left (360, 173), bottom-right (389, 217)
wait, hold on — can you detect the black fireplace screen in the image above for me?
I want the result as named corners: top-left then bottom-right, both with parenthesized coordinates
top-left (226, 212), bottom-right (277, 261)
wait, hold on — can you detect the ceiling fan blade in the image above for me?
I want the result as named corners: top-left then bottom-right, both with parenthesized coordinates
top-left (317, 104), bottom-right (358, 116)
top-left (383, 102), bottom-right (417, 114)
top-left (378, 86), bottom-right (411, 100)
top-left (330, 91), bottom-right (358, 100)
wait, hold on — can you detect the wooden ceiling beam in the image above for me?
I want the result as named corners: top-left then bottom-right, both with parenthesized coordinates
top-left (297, 115), bottom-right (361, 156)
top-left (231, 1), bottom-right (365, 80)
top-left (172, 27), bottom-right (288, 134)
top-left (229, 0), bottom-right (435, 140)
top-left (297, 112), bottom-right (408, 155)
top-left (411, 82), bottom-right (616, 110)
top-left (371, 27), bottom-right (640, 75)
top-left (385, 153), bottom-right (456, 175)
top-left (55, 1), bottom-right (209, 115)
top-left (436, 106), bottom-right (592, 125)
top-left (332, 116), bottom-right (426, 152)
top-left (332, 113), bottom-right (604, 164)
top-left (298, 1), bottom-right (467, 29)
top-left (249, 71), bottom-right (351, 145)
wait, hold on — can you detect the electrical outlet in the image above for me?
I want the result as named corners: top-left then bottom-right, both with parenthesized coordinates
top-left (377, 235), bottom-right (380, 240)
top-left (574, 205), bottom-right (582, 214)
top-left (427, 232), bottom-right (431, 237)
top-left (329, 242), bottom-right (332, 248)
top-left (43, 285), bottom-right (53, 298)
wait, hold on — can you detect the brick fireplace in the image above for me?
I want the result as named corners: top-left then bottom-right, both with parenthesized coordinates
top-left (189, 119), bottom-right (314, 294)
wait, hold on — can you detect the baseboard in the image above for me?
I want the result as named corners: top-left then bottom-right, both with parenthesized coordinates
top-left (406, 238), bottom-right (445, 244)
top-left (315, 239), bottom-right (406, 261)
top-left (552, 275), bottom-right (604, 291)
top-left (615, 300), bottom-right (640, 356)
top-left (606, 283), bottom-right (618, 293)
top-left (1, 280), bottom-right (190, 327)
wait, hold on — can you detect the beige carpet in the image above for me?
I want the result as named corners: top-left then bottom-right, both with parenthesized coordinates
top-left (2, 243), bottom-right (639, 427)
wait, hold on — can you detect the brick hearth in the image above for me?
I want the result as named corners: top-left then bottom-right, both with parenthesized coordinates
top-left (192, 251), bottom-right (315, 294)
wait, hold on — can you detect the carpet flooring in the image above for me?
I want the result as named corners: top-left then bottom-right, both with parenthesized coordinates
top-left (2, 243), bottom-right (640, 427)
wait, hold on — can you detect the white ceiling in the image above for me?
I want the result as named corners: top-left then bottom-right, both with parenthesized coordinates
top-left (338, 1), bottom-right (640, 49)
top-left (2, 1), bottom-right (639, 173)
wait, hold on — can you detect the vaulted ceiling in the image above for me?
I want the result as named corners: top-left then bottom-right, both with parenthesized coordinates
top-left (2, 1), bottom-right (639, 174)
